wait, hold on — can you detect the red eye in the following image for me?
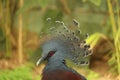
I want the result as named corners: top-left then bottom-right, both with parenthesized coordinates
top-left (48, 51), bottom-right (55, 57)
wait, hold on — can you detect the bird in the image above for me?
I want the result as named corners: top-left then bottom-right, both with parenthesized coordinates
top-left (36, 18), bottom-right (92, 80)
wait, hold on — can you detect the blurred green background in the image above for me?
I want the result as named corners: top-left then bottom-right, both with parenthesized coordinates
top-left (0, 0), bottom-right (120, 80)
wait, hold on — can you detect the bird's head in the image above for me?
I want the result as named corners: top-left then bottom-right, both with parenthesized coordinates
top-left (36, 19), bottom-right (93, 66)
top-left (36, 39), bottom-right (70, 66)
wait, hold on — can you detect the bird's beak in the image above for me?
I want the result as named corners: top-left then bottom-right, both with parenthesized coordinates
top-left (36, 57), bottom-right (45, 66)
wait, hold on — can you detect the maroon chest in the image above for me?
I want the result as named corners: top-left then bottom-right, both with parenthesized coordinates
top-left (42, 69), bottom-right (83, 80)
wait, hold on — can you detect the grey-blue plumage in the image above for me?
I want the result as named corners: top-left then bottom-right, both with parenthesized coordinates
top-left (36, 18), bottom-right (92, 80)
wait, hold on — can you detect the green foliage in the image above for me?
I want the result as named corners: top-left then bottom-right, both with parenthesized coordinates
top-left (0, 66), bottom-right (40, 80)
top-left (109, 28), bottom-right (120, 75)
top-left (107, 0), bottom-right (120, 77)
top-left (86, 70), bottom-right (100, 80)
top-left (29, 48), bottom-right (42, 63)
top-left (0, 28), bottom-right (5, 41)
top-left (0, 28), bottom-right (6, 51)
top-left (42, 9), bottom-right (63, 33)
top-left (89, 0), bottom-right (101, 6)
top-left (86, 33), bottom-right (104, 48)
top-left (0, 0), bottom-right (13, 58)
top-left (17, 0), bottom-right (50, 14)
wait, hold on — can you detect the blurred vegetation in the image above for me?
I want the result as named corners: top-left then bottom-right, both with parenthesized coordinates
top-left (0, 65), bottom-right (41, 80)
top-left (0, 0), bottom-right (120, 80)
